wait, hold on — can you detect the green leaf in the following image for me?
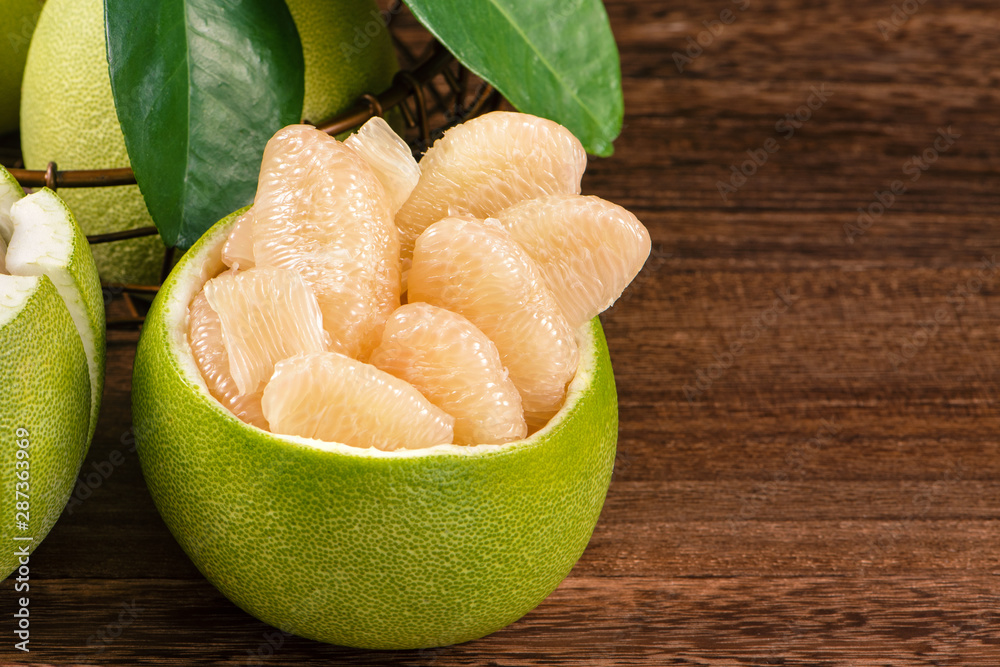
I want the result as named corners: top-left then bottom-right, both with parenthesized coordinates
top-left (404, 0), bottom-right (623, 156)
top-left (105, 0), bottom-right (304, 249)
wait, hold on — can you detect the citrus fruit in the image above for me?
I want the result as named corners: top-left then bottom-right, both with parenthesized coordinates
top-left (20, 0), bottom-right (399, 285)
top-left (19, 0), bottom-right (165, 285)
top-left (0, 164), bottom-right (105, 578)
top-left (284, 0), bottom-right (397, 128)
top-left (0, 0), bottom-right (43, 134)
top-left (132, 208), bottom-right (617, 649)
top-left (408, 217), bottom-right (579, 429)
top-left (187, 290), bottom-right (267, 430)
top-left (219, 211), bottom-right (255, 271)
top-left (226, 124), bottom-right (400, 360)
top-left (394, 111), bottom-right (588, 264)
top-left (344, 116), bottom-right (421, 215)
top-left (262, 351), bottom-right (455, 450)
top-left (369, 302), bottom-right (526, 446)
top-left (199, 265), bottom-right (329, 396)
top-left (496, 194), bottom-right (652, 328)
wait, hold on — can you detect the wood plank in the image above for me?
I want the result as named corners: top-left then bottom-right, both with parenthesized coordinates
top-left (5, 0), bottom-right (1000, 662)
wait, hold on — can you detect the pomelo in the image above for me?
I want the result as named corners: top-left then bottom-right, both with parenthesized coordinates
top-left (19, 0), bottom-right (399, 285)
top-left (408, 216), bottom-right (580, 429)
top-left (0, 164), bottom-right (105, 578)
top-left (227, 124), bottom-right (400, 361)
top-left (394, 111), bottom-right (589, 265)
top-left (131, 210), bottom-right (618, 648)
top-left (0, 0), bottom-right (43, 134)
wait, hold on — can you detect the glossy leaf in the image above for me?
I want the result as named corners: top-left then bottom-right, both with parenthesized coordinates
top-left (106, 0), bottom-right (304, 249)
top-left (404, 0), bottom-right (623, 156)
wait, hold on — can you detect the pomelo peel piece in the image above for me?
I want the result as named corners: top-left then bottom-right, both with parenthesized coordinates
top-left (0, 165), bottom-right (104, 579)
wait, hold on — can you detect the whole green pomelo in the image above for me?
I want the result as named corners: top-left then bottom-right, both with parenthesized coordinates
top-left (132, 210), bottom-right (618, 649)
top-left (0, 0), bottom-right (44, 134)
top-left (19, 0), bottom-right (399, 286)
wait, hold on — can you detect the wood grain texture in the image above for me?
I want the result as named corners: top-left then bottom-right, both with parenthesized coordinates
top-left (3, 0), bottom-right (1000, 664)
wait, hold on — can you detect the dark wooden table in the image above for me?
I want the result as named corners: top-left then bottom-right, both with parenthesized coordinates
top-left (5, 0), bottom-right (1000, 664)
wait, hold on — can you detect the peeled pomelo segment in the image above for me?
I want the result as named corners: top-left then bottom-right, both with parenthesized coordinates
top-left (345, 116), bottom-right (420, 216)
top-left (6, 188), bottom-right (106, 438)
top-left (187, 291), bottom-right (266, 429)
top-left (261, 351), bottom-right (455, 451)
top-left (370, 302), bottom-right (526, 445)
top-left (408, 217), bottom-right (579, 428)
top-left (221, 210), bottom-right (256, 270)
top-left (250, 124), bottom-right (401, 359)
top-left (497, 195), bottom-right (652, 328)
top-left (203, 266), bottom-right (329, 396)
top-left (395, 111), bottom-right (587, 264)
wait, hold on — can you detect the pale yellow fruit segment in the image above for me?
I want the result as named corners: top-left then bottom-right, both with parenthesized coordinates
top-left (203, 266), bottom-right (329, 396)
top-left (408, 217), bottom-right (579, 428)
top-left (221, 211), bottom-right (256, 270)
top-left (370, 302), bottom-right (526, 445)
top-left (394, 111), bottom-right (587, 263)
top-left (345, 116), bottom-right (420, 216)
top-left (261, 351), bottom-right (455, 451)
top-left (246, 124), bottom-right (401, 360)
top-left (187, 291), bottom-right (267, 429)
top-left (497, 194), bottom-right (652, 328)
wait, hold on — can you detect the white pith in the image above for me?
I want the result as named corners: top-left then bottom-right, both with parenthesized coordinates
top-left (0, 190), bottom-right (99, 413)
top-left (0, 169), bottom-right (20, 242)
top-left (0, 274), bottom-right (40, 330)
top-left (167, 217), bottom-right (599, 459)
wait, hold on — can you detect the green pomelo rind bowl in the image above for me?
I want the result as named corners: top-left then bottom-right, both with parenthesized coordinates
top-left (132, 209), bottom-right (618, 649)
top-left (0, 277), bottom-right (92, 578)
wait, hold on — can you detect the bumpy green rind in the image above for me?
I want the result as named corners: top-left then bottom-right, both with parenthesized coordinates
top-left (20, 0), bottom-right (166, 286)
top-left (133, 212), bottom-right (618, 649)
top-left (0, 0), bottom-right (42, 134)
top-left (0, 278), bottom-right (92, 578)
